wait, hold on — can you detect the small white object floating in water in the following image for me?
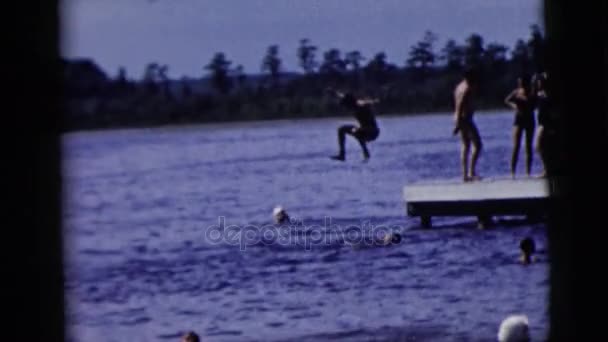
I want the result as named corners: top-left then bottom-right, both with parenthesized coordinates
top-left (272, 205), bottom-right (289, 224)
top-left (497, 314), bottom-right (530, 342)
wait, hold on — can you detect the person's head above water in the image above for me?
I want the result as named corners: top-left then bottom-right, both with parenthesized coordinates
top-left (497, 315), bottom-right (530, 342)
top-left (181, 331), bottom-right (200, 342)
top-left (390, 232), bottom-right (402, 244)
top-left (272, 206), bottom-right (289, 224)
top-left (519, 237), bottom-right (536, 264)
top-left (381, 232), bottom-right (402, 246)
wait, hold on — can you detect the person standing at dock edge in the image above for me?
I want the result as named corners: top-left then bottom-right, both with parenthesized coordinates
top-left (505, 74), bottom-right (536, 178)
top-left (533, 72), bottom-right (552, 177)
top-left (327, 88), bottom-right (380, 162)
top-left (453, 68), bottom-right (483, 182)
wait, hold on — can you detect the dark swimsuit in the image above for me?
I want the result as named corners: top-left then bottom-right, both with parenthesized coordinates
top-left (512, 95), bottom-right (536, 130)
top-left (536, 93), bottom-right (550, 127)
top-left (354, 105), bottom-right (380, 141)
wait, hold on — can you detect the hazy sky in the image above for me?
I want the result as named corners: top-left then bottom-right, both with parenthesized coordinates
top-left (62, 0), bottom-right (543, 79)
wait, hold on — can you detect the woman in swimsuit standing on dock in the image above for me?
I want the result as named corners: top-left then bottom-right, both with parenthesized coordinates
top-left (505, 74), bottom-right (536, 178)
top-left (534, 72), bottom-right (552, 177)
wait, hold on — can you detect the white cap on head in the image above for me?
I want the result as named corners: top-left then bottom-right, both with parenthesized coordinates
top-left (273, 206), bottom-right (285, 217)
top-left (498, 315), bottom-right (530, 342)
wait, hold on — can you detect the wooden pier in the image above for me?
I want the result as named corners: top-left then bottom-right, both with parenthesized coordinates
top-left (403, 177), bottom-right (552, 228)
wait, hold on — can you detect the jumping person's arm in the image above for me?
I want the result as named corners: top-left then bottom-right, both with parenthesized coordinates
top-left (356, 98), bottom-right (379, 106)
top-left (326, 87), bottom-right (344, 99)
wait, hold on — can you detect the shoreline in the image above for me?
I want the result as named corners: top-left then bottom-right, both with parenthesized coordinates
top-left (62, 107), bottom-right (509, 135)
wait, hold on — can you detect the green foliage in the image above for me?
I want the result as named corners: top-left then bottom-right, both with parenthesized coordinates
top-left (205, 53), bottom-right (233, 95)
top-left (297, 39), bottom-right (318, 74)
top-left (407, 31), bottom-right (438, 70)
top-left (464, 33), bottom-right (485, 69)
top-left (440, 39), bottom-right (464, 72)
top-left (261, 45), bottom-right (282, 86)
top-left (64, 28), bottom-right (546, 131)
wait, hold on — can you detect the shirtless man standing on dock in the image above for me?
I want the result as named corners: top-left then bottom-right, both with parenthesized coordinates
top-left (453, 68), bottom-right (483, 182)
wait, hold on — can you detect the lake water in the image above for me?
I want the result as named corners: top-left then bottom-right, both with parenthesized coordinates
top-left (63, 110), bottom-right (549, 341)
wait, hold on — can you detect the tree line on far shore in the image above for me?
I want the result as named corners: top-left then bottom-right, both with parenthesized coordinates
top-left (63, 25), bottom-right (545, 131)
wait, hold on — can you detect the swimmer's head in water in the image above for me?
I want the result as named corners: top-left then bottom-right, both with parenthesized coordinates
top-left (391, 233), bottom-right (402, 244)
top-left (181, 331), bottom-right (200, 342)
top-left (272, 206), bottom-right (289, 224)
top-left (519, 237), bottom-right (536, 265)
top-left (340, 92), bottom-right (358, 108)
top-left (497, 315), bottom-right (530, 342)
top-left (519, 237), bottom-right (536, 255)
top-left (382, 232), bottom-right (402, 245)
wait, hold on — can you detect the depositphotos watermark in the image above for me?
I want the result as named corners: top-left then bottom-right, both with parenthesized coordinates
top-left (204, 216), bottom-right (403, 251)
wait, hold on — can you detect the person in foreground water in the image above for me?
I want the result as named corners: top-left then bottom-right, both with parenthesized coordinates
top-left (180, 331), bottom-right (200, 342)
top-left (380, 232), bottom-right (402, 246)
top-left (519, 237), bottom-right (536, 265)
top-left (347, 231), bottom-right (402, 250)
top-left (453, 68), bottom-right (483, 182)
top-left (272, 206), bottom-right (291, 224)
top-left (327, 88), bottom-right (380, 162)
top-left (497, 314), bottom-right (531, 342)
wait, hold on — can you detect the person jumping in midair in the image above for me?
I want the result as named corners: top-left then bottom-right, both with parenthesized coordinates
top-left (327, 88), bottom-right (380, 162)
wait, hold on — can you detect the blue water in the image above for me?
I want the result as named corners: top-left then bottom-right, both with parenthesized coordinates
top-left (63, 111), bottom-right (549, 342)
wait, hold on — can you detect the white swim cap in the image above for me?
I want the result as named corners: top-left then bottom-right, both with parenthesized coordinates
top-left (497, 314), bottom-right (530, 342)
top-left (273, 206), bottom-right (285, 217)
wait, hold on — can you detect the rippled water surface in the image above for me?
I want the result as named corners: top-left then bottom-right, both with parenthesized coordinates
top-left (63, 111), bottom-right (549, 341)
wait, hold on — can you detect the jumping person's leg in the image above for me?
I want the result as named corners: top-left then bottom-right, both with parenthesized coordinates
top-left (355, 136), bottom-right (370, 160)
top-left (330, 125), bottom-right (357, 161)
top-left (511, 126), bottom-right (523, 178)
top-left (353, 128), bottom-right (377, 161)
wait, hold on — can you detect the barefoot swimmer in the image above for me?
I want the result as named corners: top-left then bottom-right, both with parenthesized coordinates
top-left (453, 68), bottom-right (483, 182)
top-left (327, 88), bottom-right (380, 162)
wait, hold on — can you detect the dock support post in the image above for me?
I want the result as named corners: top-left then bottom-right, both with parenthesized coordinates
top-left (421, 216), bottom-right (432, 229)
